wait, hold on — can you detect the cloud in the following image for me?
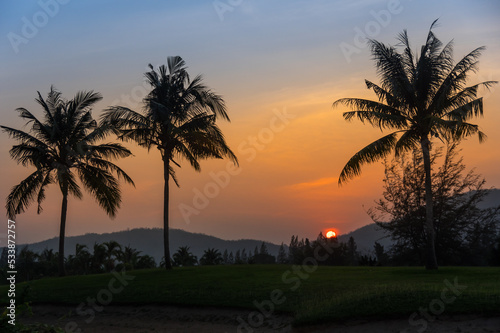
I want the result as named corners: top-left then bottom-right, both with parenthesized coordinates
top-left (289, 177), bottom-right (337, 190)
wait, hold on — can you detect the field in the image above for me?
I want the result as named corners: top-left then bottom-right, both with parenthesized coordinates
top-left (1, 265), bottom-right (500, 331)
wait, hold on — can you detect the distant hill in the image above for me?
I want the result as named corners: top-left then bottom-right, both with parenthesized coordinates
top-left (14, 189), bottom-right (500, 262)
top-left (477, 188), bottom-right (500, 209)
top-left (339, 188), bottom-right (500, 255)
top-left (338, 223), bottom-right (392, 255)
top-left (17, 228), bottom-right (283, 263)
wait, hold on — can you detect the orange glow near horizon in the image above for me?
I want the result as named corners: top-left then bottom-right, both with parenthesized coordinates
top-left (326, 230), bottom-right (337, 238)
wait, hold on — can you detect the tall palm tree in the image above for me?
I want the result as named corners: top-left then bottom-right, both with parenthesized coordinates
top-left (102, 56), bottom-right (238, 269)
top-left (333, 20), bottom-right (496, 269)
top-left (1, 87), bottom-right (135, 276)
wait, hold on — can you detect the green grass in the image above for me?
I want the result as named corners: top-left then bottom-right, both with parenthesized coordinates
top-left (1, 266), bottom-right (499, 326)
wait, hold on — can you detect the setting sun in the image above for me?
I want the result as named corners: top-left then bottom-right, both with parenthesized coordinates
top-left (326, 230), bottom-right (336, 238)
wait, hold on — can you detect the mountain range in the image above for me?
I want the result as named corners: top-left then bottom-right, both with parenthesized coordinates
top-left (17, 224), bottom-right (390, 263)
top-left (16, 189), bottom-right (499, 262)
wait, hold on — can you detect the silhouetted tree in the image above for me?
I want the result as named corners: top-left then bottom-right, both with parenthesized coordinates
top-left (67, 243), bottom-right (91, 275)
top-left (241, 249), bottom-right (248, 263)
top-left (102, 56), bottom-right (238, 269)
top-left (288, 235), bottom-right (305, 264)
top-left (172, 246), bottom-right (198, 267)
top-left (1, 87), bottom-right (134, 276)
top-left (259, 242), bottom-right (268, 255)
top-left (117, 245), bottom-right (142, 270)
top-left (277, 243), bottom-right (288, 264)
top-left (346, 237), bottom-right (359, 266)
top-left (38, 248), bottom-right (58, 277)
top-left (200, 248), bottom-right (223, 265)
top-left (18, 246), bottom-right (38, 281)
top-left (490, 237), bottom-right (500, 266)
top-left (234, 250), bottom-right (241, 264)
top-left (0, 248), bottom-right (8, 268)
top-left (374, 242), bottom-right (389, 266)
top-left (252, 252), bottom-right (276, 264)
top-left (359, 255), bottom-right (377, 266)
top-left (371, 144), bottom-right (500, 265)
top-left (91, 242), bottom-right (107, 273)
top-left (333, 20), bottom-right (497, 269)
top-left (136, 254), bottom-right (156, 269)
top-left (103, 240), bottom-right (122, 271)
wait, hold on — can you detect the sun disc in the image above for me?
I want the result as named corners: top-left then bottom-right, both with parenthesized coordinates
top-left (326, 230), bottom-right (336, 238)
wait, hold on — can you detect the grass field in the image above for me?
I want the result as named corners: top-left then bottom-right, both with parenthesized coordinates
top-left (1, 265), bottom-right (499, 326)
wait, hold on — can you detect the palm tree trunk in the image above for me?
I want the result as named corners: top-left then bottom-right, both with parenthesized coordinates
top-left (58, 192), bottom-right (68, 276)
top-left (163, 158), bottom-right (173, 269)
top-left (420, 137), bottom-right (438, 270)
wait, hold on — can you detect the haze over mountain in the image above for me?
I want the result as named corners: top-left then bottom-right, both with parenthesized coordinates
top-left (14, 189), bottom-right (500, 262)
top-left (17, 228), bottom-right (283, 263)
top-left (18, 225), bottom-right (389, 262)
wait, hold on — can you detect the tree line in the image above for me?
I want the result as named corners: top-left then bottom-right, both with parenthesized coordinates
top-left (0, 241), bottom-right (156, 283)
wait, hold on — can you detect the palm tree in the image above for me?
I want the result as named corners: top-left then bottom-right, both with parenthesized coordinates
top-left (1, 87), bottom-right (135, 276)
top-left (118, 245), bottom-right (142, 270)
top-left (103, 240), bottom-right (122, 271)
top-left (200, 248), bottom-right (223, 265)
top-left (333, 20), bottom-right (497, 269)
top-left (91, 242), bottom-right (107, 273)
top-left (18, 246), bottom-right (39, 281)
top-left (38, 248), bottom-right (58, 277)
top-left (136, 254), bottom-right (156, 269)
top-left (172, 246), bottom-right (198, 267)
top-left (67, 243), bottom-right (91, 275)
top-left (102, 56), bottom-right (238, 269)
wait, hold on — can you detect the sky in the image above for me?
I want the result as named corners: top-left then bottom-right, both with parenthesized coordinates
top-left (1, 0), bottom-right (499, 247)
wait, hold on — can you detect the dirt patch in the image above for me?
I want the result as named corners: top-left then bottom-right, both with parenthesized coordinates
top-left (20, 304), bottom-right (500, 333)
top-left (20, 304), bottom-right (293, 332)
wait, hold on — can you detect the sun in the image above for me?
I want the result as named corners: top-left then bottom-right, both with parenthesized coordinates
top-left (326, 230), bottom-right (336, 238)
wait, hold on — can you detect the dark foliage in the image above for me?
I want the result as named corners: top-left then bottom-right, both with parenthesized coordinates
top-left (371, 144), bottom-right (500, 266)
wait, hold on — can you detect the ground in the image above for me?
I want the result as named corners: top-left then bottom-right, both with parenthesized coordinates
top-left (20, 304), bottom-right (500, 333)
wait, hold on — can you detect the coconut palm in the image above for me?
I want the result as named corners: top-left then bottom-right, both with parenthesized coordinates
top-left (38, 248), bottom-right (58, 277)
top-left (1, 87), bottom-right (134, 276)
top-left (102, 56), bottom-right (238, 269)
top-left (18, 246), bottom-right (39, 281)
top-left (172, 246), bottom-right (198, 267)
top-left (117, 245), bottom-right (142, 270)
top-left (333, 20), bottom-right (496, 269)
top-left (136, 254), bottom-right (157, 269)
top-left (91, 242), bottom-right (107, 273)
top-left (103, 240), bottom-right (122, 271)
top-left (200, 248), bottom-right (223, 265)
top-left (67, 243), bottom-right (91, 275)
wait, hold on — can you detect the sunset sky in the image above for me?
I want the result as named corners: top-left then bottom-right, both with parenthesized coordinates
top-left (1, 0), bottom-right (499, 247)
